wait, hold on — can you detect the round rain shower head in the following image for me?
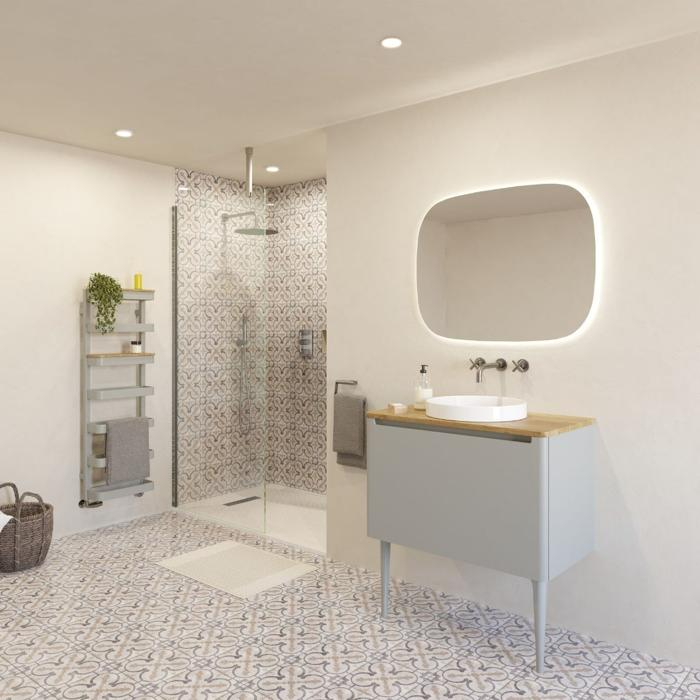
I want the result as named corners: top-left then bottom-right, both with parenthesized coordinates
top-left (222, 210), bottom-right (277, 235)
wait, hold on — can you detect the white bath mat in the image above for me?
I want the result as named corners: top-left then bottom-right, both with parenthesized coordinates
top-left (157, 541), bottom-right (315, 598)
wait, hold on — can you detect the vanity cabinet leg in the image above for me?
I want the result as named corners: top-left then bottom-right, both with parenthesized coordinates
top-left (532, 579), bottom-right (548, 673)
top-left (380, 540), bottom-right (391, 618)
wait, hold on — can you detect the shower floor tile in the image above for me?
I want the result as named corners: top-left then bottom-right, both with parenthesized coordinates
top-left (178, 483), bottom-right (327, 552)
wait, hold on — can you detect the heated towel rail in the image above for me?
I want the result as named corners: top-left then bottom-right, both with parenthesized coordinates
top-left (79, 288), bottom-right (155, 507)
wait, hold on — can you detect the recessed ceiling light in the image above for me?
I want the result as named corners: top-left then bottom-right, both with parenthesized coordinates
top-left (380, 37), bottom-right (402, 49)
top-left (114, 129), bottom-right (133, 138)
top-left (265, 165), bottom-right (280, 173)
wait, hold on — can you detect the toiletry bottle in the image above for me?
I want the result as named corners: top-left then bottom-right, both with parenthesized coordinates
top-left (414, 364), bottom-right (433, 410)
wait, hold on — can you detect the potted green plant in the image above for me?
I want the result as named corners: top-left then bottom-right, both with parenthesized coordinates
top-left (87, 273), bottom-right (123, 334)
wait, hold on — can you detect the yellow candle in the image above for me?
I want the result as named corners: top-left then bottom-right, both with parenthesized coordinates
top-left (134, 273), bottom-right (143, 290)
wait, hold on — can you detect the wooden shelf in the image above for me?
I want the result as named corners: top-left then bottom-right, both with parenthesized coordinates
top-left (87, 352), bottom-right (155, 367)
top-left (121, 289), bottom-right (155, 301)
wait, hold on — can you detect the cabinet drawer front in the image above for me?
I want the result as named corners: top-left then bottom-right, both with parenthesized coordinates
top-left (367, 422), bottom-right (547, 580)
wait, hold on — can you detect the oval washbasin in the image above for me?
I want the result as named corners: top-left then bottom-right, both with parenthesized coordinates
top-left (426, 395), bottom-right (527, 423)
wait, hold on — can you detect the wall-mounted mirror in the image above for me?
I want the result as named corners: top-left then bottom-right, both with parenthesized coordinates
top-left (417, 184), bottom-right (595, 342)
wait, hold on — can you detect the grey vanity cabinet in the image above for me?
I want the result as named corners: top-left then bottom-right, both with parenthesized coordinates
top-left (367, 415), bottom-right (595, 672)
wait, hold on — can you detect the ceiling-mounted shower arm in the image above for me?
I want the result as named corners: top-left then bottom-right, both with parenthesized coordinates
top-left (245, 146), bottom-right (253, 197)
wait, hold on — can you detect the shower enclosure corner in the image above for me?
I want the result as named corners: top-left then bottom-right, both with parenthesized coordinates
top-left (172, 166), bottom-right (328, 550)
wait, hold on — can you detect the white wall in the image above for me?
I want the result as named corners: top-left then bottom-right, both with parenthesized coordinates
top-left (419, 208), bottom-right (594, 341)
top-left (0, 131), bottom-right (173, 537)
top-left (326, 33), bottom-right (700, 666)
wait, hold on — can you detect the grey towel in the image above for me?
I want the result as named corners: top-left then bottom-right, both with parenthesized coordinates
top-left (333, 393), bottom-right (366, 468)
top-left (105, 417), bottom-right (150, 485)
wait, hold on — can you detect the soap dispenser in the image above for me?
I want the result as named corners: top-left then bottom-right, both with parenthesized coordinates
top-left (413, 364), bottom-right (433, 410)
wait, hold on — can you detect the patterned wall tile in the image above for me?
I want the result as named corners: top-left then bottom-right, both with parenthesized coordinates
top-left (175, 170), bottom-right (327, 503)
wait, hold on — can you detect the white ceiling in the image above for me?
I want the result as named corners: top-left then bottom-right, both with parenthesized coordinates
top-left (426, 184), bottom-right (588, 224)
top-left (2, 1), bottom-right (700, 185)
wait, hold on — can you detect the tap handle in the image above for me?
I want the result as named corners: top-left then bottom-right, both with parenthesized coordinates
top-left (469, 357), bottom-right (485, 370)
top-left (511, 359), bottom-right (530, 373)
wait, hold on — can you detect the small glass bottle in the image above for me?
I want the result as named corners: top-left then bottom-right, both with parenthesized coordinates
top-left (413, 364), bottom-right (433, 410)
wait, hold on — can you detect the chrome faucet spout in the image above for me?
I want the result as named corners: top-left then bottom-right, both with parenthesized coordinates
top-left (472, 358), bottom-right (507, 383)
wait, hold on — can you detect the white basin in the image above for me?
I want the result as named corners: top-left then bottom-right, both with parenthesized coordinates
top-left (426, 395), bottom-right (527, 423)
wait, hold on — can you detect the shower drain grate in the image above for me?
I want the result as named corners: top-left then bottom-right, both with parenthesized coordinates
top-left (223, 496), bottom-right (262, 507)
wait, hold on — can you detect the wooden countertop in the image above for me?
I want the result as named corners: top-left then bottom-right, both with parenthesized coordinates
top-left (367, 406), bottom-right (595, 438)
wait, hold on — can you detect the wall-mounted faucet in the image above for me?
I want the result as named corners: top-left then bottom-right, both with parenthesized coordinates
top-left (469, 357), bottom-right (506, 383)
top-left (469, 357), bottom-right (530, 383)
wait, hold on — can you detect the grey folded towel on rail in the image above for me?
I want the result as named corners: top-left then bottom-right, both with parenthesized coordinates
top-left (333, 393), bottom-right (367, 468)
top-left (105, 417), bottom-right (150, 485)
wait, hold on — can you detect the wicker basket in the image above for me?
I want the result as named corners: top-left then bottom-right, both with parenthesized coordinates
top-left (0, 483), bottom-right (53, 573)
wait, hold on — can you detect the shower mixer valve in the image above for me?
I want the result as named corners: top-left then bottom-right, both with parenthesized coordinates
top-left (299, 329), bottom-right (313, 358)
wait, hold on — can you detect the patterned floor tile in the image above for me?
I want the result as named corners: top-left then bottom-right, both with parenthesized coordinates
top-left (14, 646), bottom-right (107, 692)
top-left (380, 637), bottom-right (455, 673)
top-left (493, 674), bottom-right (581, 699)
top-left (1, 512), bottom-right (696, 700)
top-left (401, 680), bottom-right (476, 699)
top-left (337, 619), bottom-right (410, 655)
top-left (49, 669), bottom-right (140, 699)
top-left (549, 631), bottom-right (623, 670)
top-left (432, 653), bottom-right (515, 697)
top-left (308, 657), bottom-right (421, 699)
top-left (587, 672), bottom-right (677, 699)
top-left (516, 660), bottom-right (602, 695)
top-left (612, 649), bottom-right (689, 689)
top-left (585, 649), bottom-right (691, 699)
top-left (678, 668), bottom-right (700, 698)
top-left (153, 665), bottom-right (249, 698)
top-left (0, 656), bottom-right (47, 700)
top-left (251, 660), bottom-right (328, 699)
top-left (113, 644), bottom-right (194, 685)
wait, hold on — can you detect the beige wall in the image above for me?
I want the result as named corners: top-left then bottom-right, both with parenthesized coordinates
top-left (416, 218), bottom-right (448, 334)
top-left (0, 131), bottom-right (173, 537)
top-left (419, 208), bottom-right (594, 341)
top-left (326, 33), bottom-right (700, 666)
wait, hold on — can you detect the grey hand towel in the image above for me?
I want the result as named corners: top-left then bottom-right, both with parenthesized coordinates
top-left (105, 417), bottom-right (150, 485)
top-left (333, 393), bottom-right (366, 468)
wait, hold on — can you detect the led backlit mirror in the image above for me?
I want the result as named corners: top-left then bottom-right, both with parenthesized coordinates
top-left (417, 184), bottom-right (595, 342)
